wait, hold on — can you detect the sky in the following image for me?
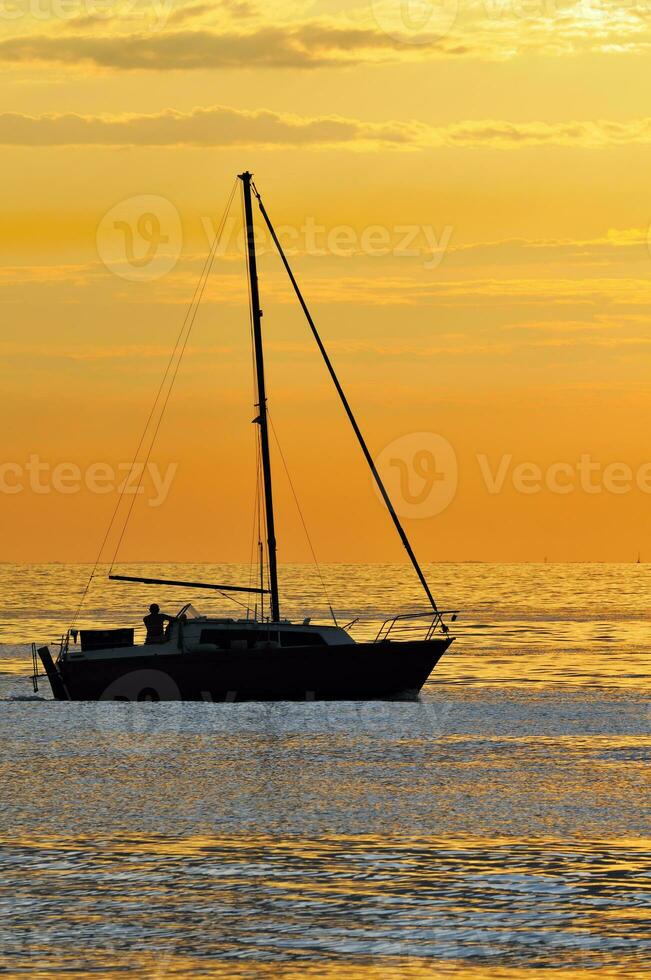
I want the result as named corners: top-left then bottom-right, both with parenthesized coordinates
top-left (1, 0), bottom-right (650, 564)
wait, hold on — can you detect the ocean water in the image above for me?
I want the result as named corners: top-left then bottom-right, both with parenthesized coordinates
top-left (0, 562), bottom-right (649, 978)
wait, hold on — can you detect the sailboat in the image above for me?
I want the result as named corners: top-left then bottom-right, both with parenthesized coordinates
top-left (35, 172), bottom-right (457, 702)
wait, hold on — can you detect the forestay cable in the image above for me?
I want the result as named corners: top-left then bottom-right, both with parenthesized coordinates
top-left (252, 180), bottom-right (439, 613)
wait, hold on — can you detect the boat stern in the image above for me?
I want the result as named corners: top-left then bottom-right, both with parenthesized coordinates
top-left (36, 646), bottom-right (70, 700)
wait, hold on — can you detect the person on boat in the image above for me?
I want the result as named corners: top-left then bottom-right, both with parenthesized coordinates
top-left (143, 603), bottom-right (173, 644)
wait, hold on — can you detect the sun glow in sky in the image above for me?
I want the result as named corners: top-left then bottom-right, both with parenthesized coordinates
top-left (1, 0), bottom-right (650, 563)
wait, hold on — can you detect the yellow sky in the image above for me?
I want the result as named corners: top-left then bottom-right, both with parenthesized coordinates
top-left (1, 0), bottom-right (650, 563)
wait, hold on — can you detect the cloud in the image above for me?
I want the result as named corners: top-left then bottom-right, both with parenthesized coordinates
top-left (431, 118), bottom-right (651, 148)
top-left (0, 24), bottom-right (470, 71)
top-left (3, 105), bottom-right (651, 150)
top-left (442, 231), bottom-right (651, 270)
top-left (0, 2), bottom-right (649, 73)
top-left (0, 105), bottom-right (388, 147)
top-left (166, 0), bottom-right (256, 26)
top-left (0, 262), bottom-right (96, 284)
top-left (1, 1), bottom-right (650, 74)
top-left (166, 3), bottom-right (218, 27)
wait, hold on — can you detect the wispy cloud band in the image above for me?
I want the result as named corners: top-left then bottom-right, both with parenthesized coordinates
top-left (2, 105), bottom-right (651, 149)
top-left (0, 24), bottom-right (466, 71)
top-left (0, 3), bottom-right (648, 72)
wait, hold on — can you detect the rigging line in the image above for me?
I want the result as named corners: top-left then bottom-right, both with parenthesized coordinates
top-left (246, 457), bottom-right (257, 603)
top-left (242, 179), bottom-right (259, 414)
top-left (247, 412), bottom-right (265, 616)
top-left (181, 590), bottom-right (248, 611)
top-left (241, 174), bottom-right (280, 623)
top-left (108, 179), bottom-right (239, 573)
top-left (242, 179), bottom-right (271, 622)
top-left (252, 181), bottom-right (438, 613)
top-left (244, 178), bottom-right (261, 610)
top-left (257, 468), bottom-right (270, 623)
top-left (268, 411), bottom-right (337, 626)
top-left (216, 589), bottom-right (249, 611)
top-left (72, 179), bottom-right (239, 626)
top-left (246, 429), bottom-right (263, 614)
top-left (258, 442), bottom-right (268, 621)
top-left (243, 179), bottom-right (267, 617)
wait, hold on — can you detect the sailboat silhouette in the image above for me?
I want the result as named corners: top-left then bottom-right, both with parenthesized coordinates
top-left (35, 173), bottom-right (457, 702)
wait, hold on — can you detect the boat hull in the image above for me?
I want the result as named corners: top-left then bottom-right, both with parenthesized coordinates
top-left (45, 638), bottom-right (453, 702)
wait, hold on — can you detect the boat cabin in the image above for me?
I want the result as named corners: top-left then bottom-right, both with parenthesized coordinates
top-left (71, 606), bottom-right (354, 660)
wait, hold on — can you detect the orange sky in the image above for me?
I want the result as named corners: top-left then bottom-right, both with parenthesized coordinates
top-left (1, 1), bottom-right (650, 562)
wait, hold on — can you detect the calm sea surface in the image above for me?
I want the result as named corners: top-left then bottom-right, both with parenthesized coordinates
top-left (0, 562), bottom-right (649, 978)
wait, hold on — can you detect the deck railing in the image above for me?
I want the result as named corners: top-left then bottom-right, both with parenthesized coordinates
top-left (374, 610), bottom-right (458, 643)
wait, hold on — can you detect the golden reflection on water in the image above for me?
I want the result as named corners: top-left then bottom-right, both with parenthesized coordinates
top-left (8, 831), bottom-right (650, 857)
top-left (1, 561), bottom-right (651, 690)
top-left (1, 832), bottom-right (649, 979)
top-left (2, 562), bottom-right (649, 976)
top-left (49, 958), bottom-right (643, 980)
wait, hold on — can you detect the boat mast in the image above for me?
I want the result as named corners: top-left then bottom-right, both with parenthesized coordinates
top-left (239, 171), bottom-right (281, 622)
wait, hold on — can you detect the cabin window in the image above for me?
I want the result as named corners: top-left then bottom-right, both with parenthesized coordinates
top-left (279, 632), bottom-right (326, 647)
top-left (198, 628), bottom-right (326, 648)
top-left (199, 629), bottom-right (274, 649)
